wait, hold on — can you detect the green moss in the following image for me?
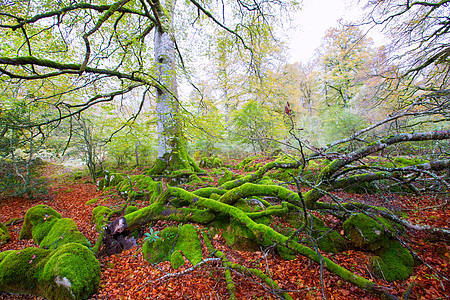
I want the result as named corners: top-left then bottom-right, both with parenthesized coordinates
top-left (176, 224), bottom-right (202, 266)
top-left (0, 221), bottom-right (11, 245)
top-left (0, 247), bottom-right (51, 294)
top-left (343, 213), bottom-right (387, 251)
top-left (143, 226), bottom-right (179, 264)
top-left (370, 240), bottom-right (414, 282)
top-left (0, 250), bottom-right (17, 262)
top-left (19, 205), bottom-right (62, 240)
top-left (92, 206), bottom-right (112, 232)
top-left (393, 157), bottom-right (429, 167)
top-left (86, 198), bottom-right (99, 205)
top-left (285, 212), bottom-right (347, 254)
top-left (124, 205), bottom-right (139, 215)
top-left (143, 224), bottom-right (202, 269)
top-left (188, 174), bottom-right (203, 184)
top-left (40, 218), bottom-right (90, 250)
top-left (199, 157), bottom-right (223, 168)
top-left (41, 243), bottom-right (101, 299)
top-left (222, 218), bottom-right (260, 252)
top-left (218, 169), bottom-right (234, 186)
top-left (1, 207), bottom-right (100, 299)
top-left (170, 250), bottom-right (185, 269)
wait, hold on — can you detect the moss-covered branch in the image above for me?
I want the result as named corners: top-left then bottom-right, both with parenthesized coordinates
top-left (203, 231), bottom-right (292, 300)
top-left (163, 187), bottom-right (400, 299)
top-left (217, 182), bottom-right (302, 207)
top-left (220, 161), bottom-right (301, 190)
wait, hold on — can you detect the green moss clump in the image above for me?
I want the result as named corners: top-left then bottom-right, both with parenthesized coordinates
top-left (40, 218), bottom-right (90, 250)
top-left (170, 250), bottom-right (185, 269)
top-left (92, 206), bottom-right (112, 232)
top-left (19, 206), bottom-right (90, 250)
top-left (143, 226), bottom-right (179, 264)
top-left (0, 221), bottom-right (11, 245)
top-left (176, 224), bottom-right (202, 266)
top-left (2, 205), bottom-right (100, 299)
top-left (124, 205), bottom-right (139, 215)
top-left (199, 157), bottom-right (223, 168)
top-left (86, 198), bottom-right (99, 205)
top-left (285, 212), bottom-right (347, 254)
top-left (41, 243), bottom-right (101, 299)
top-left (370, 240), bottom-right (414, 282)
top-left (222, 218), bottom-right (260, 252)
top-left (142, 224), bottom-right (203, 269)
top-left (343, 213), bottom-right (386, 251)
top-left (393, 157), bottom-right (429, 167)
top-left (19, 205), bottom-right (62, 240)
top-left (218, 169), bottom-right (234, 186)
top-left (188, 174), bottom-right (204, 184)
top-left (0, 247), bottom-right (51, 294)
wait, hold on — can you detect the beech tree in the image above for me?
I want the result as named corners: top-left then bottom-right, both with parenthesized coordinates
top-left (0, 0), bottom-right (296, 175)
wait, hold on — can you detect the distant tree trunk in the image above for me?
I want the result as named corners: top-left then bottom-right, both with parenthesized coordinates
top-left (149, 0), bottom-right (199, 175)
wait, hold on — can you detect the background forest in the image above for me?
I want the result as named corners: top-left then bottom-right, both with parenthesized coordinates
top-left (0, 0), bottom-right (449, 299)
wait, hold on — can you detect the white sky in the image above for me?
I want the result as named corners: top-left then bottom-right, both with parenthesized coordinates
top-left (286, 0), bottom-right (373, 63)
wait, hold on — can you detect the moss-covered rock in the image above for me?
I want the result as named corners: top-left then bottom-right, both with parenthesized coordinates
top-left (199, 157), bottom-right (223, 168)
top-left (188, 174), bottom-right (204, 184)
top-left (222, 218), bottom-right (260, 252)
top-left (19, 205), bottom-right (62, 240)
top-left (41, 243), bottom-right (100, 299)
top-left (143, 226), bottom-right (178, 264)
top-left (343, 213), bottom-right (413, 282)
top-left (40, 218), bottom-right (91, 250)
top-left (0, 221), bottom-right (11, 245)
top-left (1, 206), bottom-right (100, 299)
top-left (343, 213), bottom-right (387, 251)
top-left (142, 224), bottom-right (202, 269)
top-left (92, 205), bottom-right (112, 232)
top-left (19, 205), bottom-right (90, 249)
top-left (370, 240), bottom-right (414, 282)
top-left (0, 243), bottom-right (100, 300)
top-left (170, 250), bottom-right (185, 269)
top-left (285, 212), bottom-right (347, 254)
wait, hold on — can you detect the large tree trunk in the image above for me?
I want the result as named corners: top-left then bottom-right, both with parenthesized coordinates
top-left (150, 0), bottom-right (199, 175)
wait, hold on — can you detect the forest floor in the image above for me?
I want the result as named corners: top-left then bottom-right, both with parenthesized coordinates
top-left (0, 161), bottom-right (449, 300)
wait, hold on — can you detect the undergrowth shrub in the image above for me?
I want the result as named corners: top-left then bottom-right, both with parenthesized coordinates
top-left (0, 158), bottom-right (48, 199)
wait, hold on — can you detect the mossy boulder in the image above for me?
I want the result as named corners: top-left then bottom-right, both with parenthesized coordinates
top-left (343, 213), bottom-right (413, 282)
top-left (199, 157), bottom-right (223, 168)
top-left (143, 224), bottom-right (203, 269)
top-left (40, 218), bottom-right (91, 250)
top-left (370, 240), bottom-right (414, 282)
top-left (0, 243), bottom-right (100, 299)
top-left (92, 205), bottom-right (112, 232)
top-left (0, 221), bottom-right (11, 245)
top-left (19, 205), bottom-right (90, 249)
top-left (343, 213), bottom-right (389, 251)
top-left (19, 205), bottom-right (62, 240)
top-left (285, 213), bottom-right (347, 254)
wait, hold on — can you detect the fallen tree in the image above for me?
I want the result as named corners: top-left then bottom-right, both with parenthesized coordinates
top-left (91, 128), bottom-right (449, 299)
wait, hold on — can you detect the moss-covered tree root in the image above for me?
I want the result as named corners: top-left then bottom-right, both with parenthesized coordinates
top-left (167, 187), bottom-right (399, 299)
